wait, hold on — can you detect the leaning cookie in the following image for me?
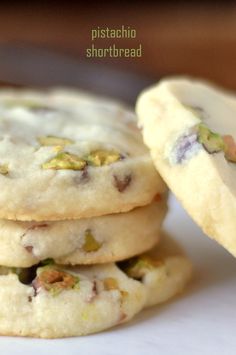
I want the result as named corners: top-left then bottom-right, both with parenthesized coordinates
top-left (136, 77), bottom-right (236, 257)
top-left (0, 198), bottom-right (167, 267)
top-left (0, 88), bottom-right (166, 221)
top-left (0, 237), bottom-right (191, 338)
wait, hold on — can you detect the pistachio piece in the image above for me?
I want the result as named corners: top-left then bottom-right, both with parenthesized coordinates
top-left (174, 131), bottom-right (200, 164)
top-left (113, 174), bottom-right (132, 192)
top-left (86, 149), bottom-right (122, 167)
top-left (42, 152), bottom-right (86, 170)
top-left (103, 277), bottom-right (119, 291)
top-left (35, 267), bottom-right (79, 295)
top-left (38, 136), bottom-right (74, 146)
top-left (223, 135), bottom-right (236, 163)
top-left (198, 124), bottom-right (225, 154)
top-left (103, 277), bottom-right (128, 305)
top-left (86, 280), bottom-right (98, 303)
top-left (83, 229), bottom-right (101, 252)
top-left (24, 245), bottom-right (33, 253)
top-left (0, 164), bottom-right (8, 175)
top-left (197, 124), bottom-right (236, 163)
top-left (120, 256), bottom-right (160, 280)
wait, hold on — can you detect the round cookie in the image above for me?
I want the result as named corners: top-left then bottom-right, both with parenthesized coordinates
top-left (0, 236), bottom-right (192, 338)
top-left (0, 198), bottom-right (167, 267)
top-left (136, 77), bottom-right (236, 256)
top-left (0, 88), bottom-right (166, 221)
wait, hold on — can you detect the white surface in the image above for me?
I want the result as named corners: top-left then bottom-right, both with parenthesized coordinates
top-left (1, 194), bottom-right (236, 355)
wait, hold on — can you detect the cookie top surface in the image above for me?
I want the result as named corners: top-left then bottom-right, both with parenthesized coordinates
top-left (0, 198), bottom-right (166, 267)
top-left (0, 88), bottom-right (166, 220)
top-left (136, 77), bottom-right (236, 256)
top-left (0, 236), bottom-right (191, 338)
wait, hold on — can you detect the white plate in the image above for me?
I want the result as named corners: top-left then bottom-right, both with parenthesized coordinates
top-left (1, 194), bottom-right (236, 355)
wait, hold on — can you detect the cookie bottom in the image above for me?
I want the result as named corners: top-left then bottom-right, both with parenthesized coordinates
top-left (0, 235), bottom-right (192, 338)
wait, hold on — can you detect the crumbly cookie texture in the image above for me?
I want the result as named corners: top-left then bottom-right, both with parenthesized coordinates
top-left (0, 198), bottom-right (167, 267)
top-left (0, 88), bottom-right (166, 221)
top-left (0, 237), bottom-right (191, 338)
top-left (136, 76), bottom-right (236, 256)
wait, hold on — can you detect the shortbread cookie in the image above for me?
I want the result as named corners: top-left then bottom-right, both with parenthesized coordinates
top-left (136, 77), bottom-right (236, 256)
top-left (0, 237), bottom-right (191, 338)
top-left (0, 88), bottom-right (166, 221)
top-left (0, 198), bottom-right (167, 267)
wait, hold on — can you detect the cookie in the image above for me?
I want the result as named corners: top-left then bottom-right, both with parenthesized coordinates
top-left (0, 236), bottom-right (191, 338)
top-left (136, 77), bottom-right (236, 256)
top-left (0, 198), bottom-right (167, 267)
top-left (0, 88), bottom-right (166, 221)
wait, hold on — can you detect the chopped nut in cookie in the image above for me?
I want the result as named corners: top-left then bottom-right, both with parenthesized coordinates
top-left (42, 152), bottom-right (87, 170)
top-left (103, 277), bottom-right (119, 291)
top-left (120, 255), bottom-right (161, 281)
top-left (33, 267), bottom-right (79, 295)
top-left (197, 124), bottom-right (225, 154)
top-left (86, 149), bottom-right (122, 166)
top-left (0, 164), bottom-right (9, 175)
top-left (113, 174), bottom-right (132, 192)
top-left (82, 230), bottom-right (102, 252)
top-left (171, 130), bottom-right (201, 164)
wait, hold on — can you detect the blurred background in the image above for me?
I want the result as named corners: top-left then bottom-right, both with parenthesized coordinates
top-left (0, 1), bottom-right (235, 103)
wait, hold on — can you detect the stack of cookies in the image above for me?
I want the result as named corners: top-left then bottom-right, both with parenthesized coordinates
top-left (0, 88), bottom-right (191, 338)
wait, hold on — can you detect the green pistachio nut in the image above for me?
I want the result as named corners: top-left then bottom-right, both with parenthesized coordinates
top-left (122, 256), bottom-right (157, 279)
top-left (86, 149), bottom-right (122, 167)
top-left (83, 230), bottom-right (101, 252)
top-left (42, 152), bottom-right (86, 170)
top-left (198, 124), bottom-right (225, 153)
top-left (0, 164), bottom-right (9, 175)
top-left (37, 266), bottom-right (79, 295)
top-left (103, 277), bottom-right (119, 291)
